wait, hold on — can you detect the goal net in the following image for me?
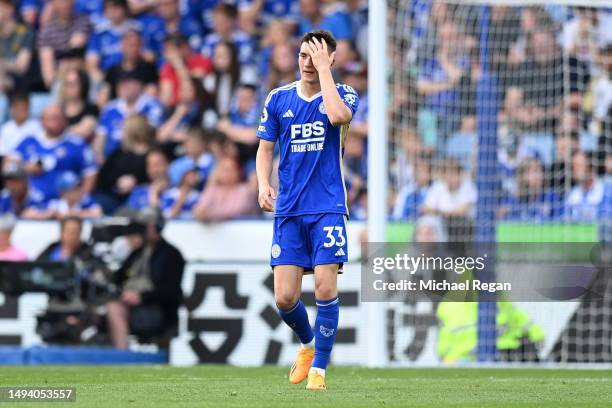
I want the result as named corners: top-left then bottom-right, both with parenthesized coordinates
top-left (384, 0), bottom-right (612, 364)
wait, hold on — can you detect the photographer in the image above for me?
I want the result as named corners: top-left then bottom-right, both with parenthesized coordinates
top-left (36, 216), bottom-right (96, 344)
top-left (37, 216), bottom-right (91, 262)
top-left (106, 208), bottom-right (185, 349)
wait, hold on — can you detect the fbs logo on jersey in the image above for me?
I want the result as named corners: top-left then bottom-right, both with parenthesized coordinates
top-left (271, 244), bottom-right (281, 258)
top-left (290, 121), bottom-right (324, 139)
top-left (319, 325), bottom-right (335, 338)
top-left (334, 248), bottom-right (345, 257)
top-left (282, 109), bottom-right (294, 118)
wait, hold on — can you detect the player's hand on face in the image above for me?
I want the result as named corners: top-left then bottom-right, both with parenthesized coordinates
top-left (258, 184), bottom-right (276, 212)
top-left (307, 38), bottom-right (334, 72)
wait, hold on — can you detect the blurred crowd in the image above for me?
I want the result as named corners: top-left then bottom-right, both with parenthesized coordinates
top-left (388, 2), bottom-right (612, 228)
top-left (0, 0), bottom-right (368, 222)
top-left (0, 0), bottom-right (611, 233)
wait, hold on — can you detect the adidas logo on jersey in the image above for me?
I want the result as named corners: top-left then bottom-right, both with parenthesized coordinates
top-left (282, 109), bottom-right (294, 118)
top-left (334, 248), bottom-right (345, 257)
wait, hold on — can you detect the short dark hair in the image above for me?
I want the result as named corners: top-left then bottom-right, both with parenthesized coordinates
top-left (214, 3), bottom-right (238, 18)
top-left (300, 30), bottom-right (337, 53)
top-left (105, 0), bottom-right (128, 9)
top-left (238, 83), bottom-right (257, 93)
top-left (165, 33), bottom-right (188, 47)
top-left (60, 216), bottom-right (83, 233)
top-left (8, 91), bottom-right (29, 107)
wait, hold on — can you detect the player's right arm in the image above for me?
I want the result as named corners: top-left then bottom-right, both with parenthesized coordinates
top-left (256, 140), bottom-right (276, 212)
top-left (255, 92), bottom-right (280, 212)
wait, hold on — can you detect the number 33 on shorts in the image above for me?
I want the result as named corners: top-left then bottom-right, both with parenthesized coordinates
top-left (270, 213), bottom-right (348, 269)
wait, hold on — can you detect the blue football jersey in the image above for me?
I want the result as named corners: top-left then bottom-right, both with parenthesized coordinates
top-left (256, 81), bottom-right (359, 217)
top-left (14, 134), bottom-right (98, 201)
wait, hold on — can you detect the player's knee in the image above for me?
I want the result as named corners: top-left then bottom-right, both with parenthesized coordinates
top-left (275, 292), bottom-right (300, 310)
top-left (314, 282), bottom-right (337, 301)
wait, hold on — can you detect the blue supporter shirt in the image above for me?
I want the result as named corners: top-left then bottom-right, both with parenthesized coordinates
top-left (97, 95), bottom-right (164, 157)
top-left (503, 191), bottom-right (564, 222)
top-left (238, 0), bottom-right (299, 26)
top-left (179, 0), bottom-right (229, 34)
top-left (160, 187), bottom-right (200, 219)
top-left (127, 185), bottom-right (152, 209)
top-left (14, 134), bottom-right (97, 201)
top-left (256, 81), bottom-right (359, 216)
top-left (87, 19), bottom-right (142, 70)
top-left (298, 9), bottom-right (353, 41)
top-left (201, 31), bottom-right (255, 65)
top-left (0, 187), bottom-right (46, 214)
top-left (140, 13), bottom-right (203, 60)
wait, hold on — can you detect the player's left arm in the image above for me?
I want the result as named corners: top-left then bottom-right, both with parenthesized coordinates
top-left (307, 38), bottom-right (353, 126)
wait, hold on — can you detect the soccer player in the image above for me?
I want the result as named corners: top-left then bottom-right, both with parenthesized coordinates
top-left (255, 29), bottom-right (359, 391)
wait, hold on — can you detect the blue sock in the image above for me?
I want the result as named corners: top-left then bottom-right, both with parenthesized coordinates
top-left (277, 300), bottom-right (314, 345)
top-left (312, 297), bottom-right (339, 370)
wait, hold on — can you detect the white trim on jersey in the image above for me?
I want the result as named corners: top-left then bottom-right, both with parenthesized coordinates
top-left (264, 82), bottom-right (298, 107)
top-left (295, 81), bottom-right (322, 102)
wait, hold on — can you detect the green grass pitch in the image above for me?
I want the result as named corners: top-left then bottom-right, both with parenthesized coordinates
top-left (1, 365), bottom-right (611, 407)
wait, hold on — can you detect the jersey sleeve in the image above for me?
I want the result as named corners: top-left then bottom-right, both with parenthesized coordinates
top-left (256, 91), bottom-right (280, 142)
top-left (79, 144), bottom-right (98, 176)
top-left (336, 83), bottom-right (360, 117)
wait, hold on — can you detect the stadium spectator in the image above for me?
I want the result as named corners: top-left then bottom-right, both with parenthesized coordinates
top-left (0, 93), bottom-right (43, 157)
top-left (85, 0), bottom-right (138, 82)
top-left (126, 148), bottom-right (170, 211)
top-left (193, 156), bottom-right (257, 221)
top-left (413, 214), bottom-right (448, 243)
top-left (140, 0), bottom-right (203, 62)
top-left (349, 186), bottom-right (367, 221)
top-left (26, 171), bottom-right (103, 219)
top-left (95, 115), bottom-right (154, 214)
top-left (36, 216), bottom-right (90, 262)
top-left (342, 63), bottom-right (367, 141)
top-left (239, 0), bottom-right (300, 32)
top-left (550, 131), bottom-right (580, 197)
top-left (422, 158), bottom-right (477, 219)
top-left (342, 130), bottom-right (365, 206)
top-left (514, 29), bottom-right (564, 133)
top-left (162, 160), bottom-right (200, 219)
top-left (37, 0), bottom-right (91, 88)
top-left (58, 68), bottom-right (99, 140)
top-left (0, 0), bottom-right (35, 96)
top-left (101, 28), bottom-right (159, 103)
top-left (501, 156), bottom-right (562, 221)
top-left (159, 33), bottom-right (213, 108)
top-left (0, 162), bottom-right (46, 216)
top-left (560, 7), bottom-right (612, 68)
top-left (95, 71), bottom-right (164, 159)
top-left (446, 115), bottom-right (476, 174)
top-left (297, 0), bottom-right (353, 41)
top-left (0, 213), bottom-right (28, 261)
top-left (566, 150), bottom-right (604, 222)
top-left (266, 43), bottom-right (298, 91)
top-left (157, 77), bottom-right (205, 143)
top-left (393, 127), bottom-right (424, 191)
top-left (13, 104), bottom-right (98, 202)
top-left (416, 19), bottom-right (471, 144)
top-left (392, 159), bottom-right (432, 220)
top-left (203, 41), bottom-right (242, 119)
top-left (592, 44), bottom-right (612, 134)
top-left (106, 208), bottom-right (185, 349)
top-left (169, 128), bottom-right (215, 190)
top-left (216, 83), bottom-right (259, 167)
top-left (201, 3), bottom-right (255, 66)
